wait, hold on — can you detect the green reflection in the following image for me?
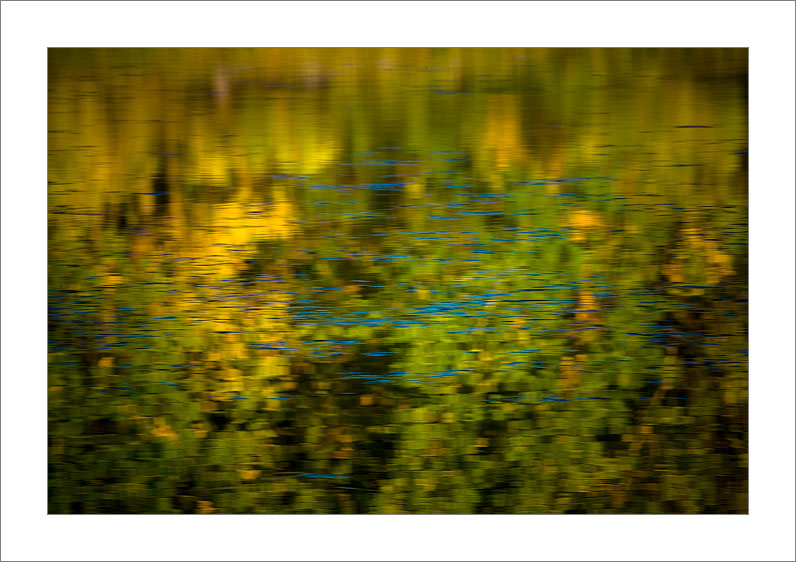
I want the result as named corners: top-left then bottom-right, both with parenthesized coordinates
top-left (49, 48), bottom-right (747, 514)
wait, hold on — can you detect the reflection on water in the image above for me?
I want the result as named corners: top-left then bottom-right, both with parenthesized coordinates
top-left (48, 48), bottom-right (748, 514)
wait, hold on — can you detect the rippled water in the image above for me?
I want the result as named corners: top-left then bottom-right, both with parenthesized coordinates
top-left (48, 48), bottom-right (748, 514)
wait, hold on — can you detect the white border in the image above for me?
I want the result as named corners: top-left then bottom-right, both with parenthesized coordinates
top-left (2, 2), bottom-right (794, 561)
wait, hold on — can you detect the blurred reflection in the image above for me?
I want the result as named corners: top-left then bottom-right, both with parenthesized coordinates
top-left (49, 48), bottom-right (747, 514)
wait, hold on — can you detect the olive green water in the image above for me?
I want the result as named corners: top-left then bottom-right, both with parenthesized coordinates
top-left (48, 48), bottom-right (748, 514)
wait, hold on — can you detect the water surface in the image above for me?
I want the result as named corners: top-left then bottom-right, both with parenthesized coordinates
top-left (48, 48), bottom-right (748, 514)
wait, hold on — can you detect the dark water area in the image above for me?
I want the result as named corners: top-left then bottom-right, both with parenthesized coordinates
top-left (48, 48), bottom-right (748, 514)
